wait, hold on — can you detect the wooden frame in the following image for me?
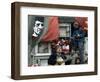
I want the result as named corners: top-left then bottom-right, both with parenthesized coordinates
top-left (11, 2), bottom-right (98, 80)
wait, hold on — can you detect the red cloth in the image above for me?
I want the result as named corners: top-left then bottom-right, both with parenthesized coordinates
top-left (75, 17), bottom-right (88, 30)
top-left (42, 17), bottom-right (60, 41)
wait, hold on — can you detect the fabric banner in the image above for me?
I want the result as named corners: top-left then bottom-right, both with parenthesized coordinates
top-left (42, 17), bottom-right (60, 41)
top-left (75, 17), bottom-right (88, 31)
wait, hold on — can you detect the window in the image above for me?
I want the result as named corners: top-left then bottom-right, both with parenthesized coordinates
top-left (59, 23), bottom-right (71, 38)
top-left (38, 42), bottom-right (49, 53)
top-left (35, 42), bottom-right (51, 56)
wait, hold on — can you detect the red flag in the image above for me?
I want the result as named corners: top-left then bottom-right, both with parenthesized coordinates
top-left (75, 17), bottom-right (88, 30)
top-left (42, 17), bottom-right (60, 41)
